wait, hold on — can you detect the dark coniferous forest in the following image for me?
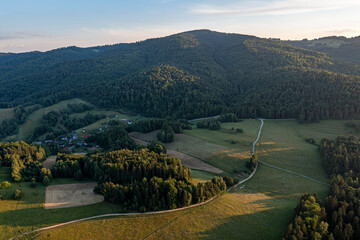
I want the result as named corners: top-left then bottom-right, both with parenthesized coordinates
top-left (284, 136), bottom-right (360, 239)
top-left (1, 30), bottom-right (360, 123)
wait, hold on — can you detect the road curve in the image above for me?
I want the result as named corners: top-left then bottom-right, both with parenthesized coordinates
top-left (253, 119), bottom-right (264, 154)
top-left (10, 119), bottom-right (264, 240)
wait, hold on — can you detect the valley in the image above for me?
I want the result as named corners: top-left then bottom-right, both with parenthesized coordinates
top-left (2, 29), bottom-right (360, 240)
top-left (2, 116), bottom-right (356, 239)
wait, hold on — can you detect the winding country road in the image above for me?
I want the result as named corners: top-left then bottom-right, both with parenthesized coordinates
top-left (10, 118), bottom-right (328, 239)
top-left (258, 119), bottom-right (330, 186)
top-left (11, 120), bottom-right (264, 240)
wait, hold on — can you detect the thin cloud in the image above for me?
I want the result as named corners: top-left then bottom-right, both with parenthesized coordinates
top-left (0, 32), bottom-right (44, 40)
top-left (190, 0), bottom-right (360, 16)
top-left (82, 27), bottom-right (187, 42)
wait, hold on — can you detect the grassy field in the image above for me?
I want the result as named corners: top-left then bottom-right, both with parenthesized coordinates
top-left (4, 119), bottom-right (359, 240)
top-left (0, 108), bottom-right (14, 122)
top-left (4, 98), bottom-right (141, 141)
top-left (14, 99), bottom-right (91, 140)
top-left (75, 111), bottom-right (142, 138)
top-left (183, 120), bottom-right (260, 173)
top-left (0, 167), bottom-right (127, 240)
top-left (191, 170), bottom-right (219, 184)
top-left (129, 127), bottom-right (256, 174)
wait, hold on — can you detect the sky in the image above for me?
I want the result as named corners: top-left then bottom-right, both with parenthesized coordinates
top-left (0, 0), bottom-right (360, 53)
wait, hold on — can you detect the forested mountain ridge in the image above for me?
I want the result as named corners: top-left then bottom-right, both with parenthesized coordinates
top-left (1, 30), bottom-right (360, 121)
top-left (287, 36), bottom-right (360, 65)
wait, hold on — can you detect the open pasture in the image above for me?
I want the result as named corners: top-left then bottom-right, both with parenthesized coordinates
top-left (25, 119), bottom-right (339, 240)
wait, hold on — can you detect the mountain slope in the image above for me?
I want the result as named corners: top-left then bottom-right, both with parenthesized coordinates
top-left (1, 30), bottom-right (360, 121)
top-left (287, 36), bottom-right (360, 65)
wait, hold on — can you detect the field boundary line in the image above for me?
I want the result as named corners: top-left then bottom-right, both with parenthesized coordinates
top-left (258, 160), bottom-right (330, 186)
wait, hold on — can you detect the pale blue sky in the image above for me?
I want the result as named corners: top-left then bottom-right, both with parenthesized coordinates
top-left (0, 0), bottom-right (359, 52)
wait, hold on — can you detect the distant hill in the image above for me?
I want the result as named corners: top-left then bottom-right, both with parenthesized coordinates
top-left (287, 36), bottom-right (360, 64)
top-left (1, 30), bottom-right (360, 121)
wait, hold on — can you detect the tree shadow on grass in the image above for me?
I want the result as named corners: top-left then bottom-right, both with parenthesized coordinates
top-left (198, 203), bottom-right (293, 240)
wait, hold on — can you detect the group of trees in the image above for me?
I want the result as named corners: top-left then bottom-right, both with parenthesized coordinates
top-left (157, 124), bottom-right (174, 143)
top-left (0, 141), bottom-right (51, 183)
top-left (30, 103), bottom-right (106, 141)
top-left (63, 113), bottom-right (106, 131)
top-left (31, 110), bottom-right (61, 140)
top-left (246, 153), bottom-right (258, 171)
top-left (219, 113), bottom-right (240, 123)
top-left (196, 119), bottom-right (221, 130)
top-left (50, 148), bottom-right (237, 211)
top-left (89, 149), bottom-right (236, 211)
top-left (283, 193), bottom-right (328, 240)
top-left (51, 153), bottom-right (85, 179)
top-left (285, 136), bottom-right (360, 239)
top-left (94, 175), bottom-right (232, 211)
top-left (319, 136), bottom-right (360, 176)
top-left (86, 125), bottom-right (136, 150)
top-left (127, 118), bottom-right (191, 134)
top-left (126, 118), bottom-right (192, 144)
top-left (0, 105), bottom-right (40, 139)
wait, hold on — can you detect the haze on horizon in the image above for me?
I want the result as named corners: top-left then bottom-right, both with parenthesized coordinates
top-left (1, 0), bottom-right (360, 53)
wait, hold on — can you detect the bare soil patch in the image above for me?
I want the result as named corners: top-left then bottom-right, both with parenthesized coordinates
top-left (167, 150), bottom-right (223, 173)
top-left (129, 131), bottom-right (159, 142)
top-left (130, 136), bottom-right (149, 146)
top-left (45, 182), bottom-right (104, 209)
top-left (42, 155), bottom-right (57, 170)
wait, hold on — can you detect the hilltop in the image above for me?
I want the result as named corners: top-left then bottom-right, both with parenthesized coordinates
top-left (1, 30), bottom-right (360, 122)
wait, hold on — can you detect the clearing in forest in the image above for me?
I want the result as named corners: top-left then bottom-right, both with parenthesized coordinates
top-left (0, 107), bottom-right (14, 122)
top-left (42, 155), bottom-right (57, 170)
top-left (45, 182), bottom-right (103, 209)
top-left (167, 150), bottom-right (223, 173)
top-left (129, 132), bottom-right (225, 173)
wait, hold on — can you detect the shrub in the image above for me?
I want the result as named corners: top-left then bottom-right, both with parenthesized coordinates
top-left (236, 128), bottom-right (243, 133)
top-left (43, 176), bottom-right (51, 186)
top-left (305, 138), bottom-right (316, 145)
top-left (30, 178), bottom-right (37, 188)
top-left (147, 142), bottom-right (167, 154)
top-left (0, 181), bottom-right (11, 189)
top-left (13, 189), bottom-right (22, 200)
top-left (208, 121), bottom-right (221, 130)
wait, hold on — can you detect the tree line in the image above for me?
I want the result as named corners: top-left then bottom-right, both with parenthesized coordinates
top-left (51, 148), bottom-right (237, 211)
top-left (0, 105), bottom-right (40, 139)
top-left (284, 136), bottom-right (360, 239)
top-left (86, 125), bottom-right (136, 150)
top-left (31, 103), bottom-right (106, 141)
top-left (0, 141), bottom-right (51, 183)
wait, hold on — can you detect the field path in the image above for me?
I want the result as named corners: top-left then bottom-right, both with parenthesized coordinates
top-left (10, 119), bottom-right (264, 240)
top-left (188, 115), bottom-right (220, 122)
top-left (42, 156), bottom-right (57, 170)
top-left (258, 119), bottom-right (330, 186)
top-left (258, 160), bottom-right (330, 186)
